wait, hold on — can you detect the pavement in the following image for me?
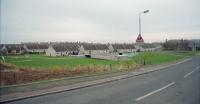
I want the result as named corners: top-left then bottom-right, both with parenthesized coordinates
top-left (0, 56), bottom-right (199, 104)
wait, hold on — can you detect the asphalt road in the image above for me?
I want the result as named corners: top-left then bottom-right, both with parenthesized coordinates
top-left (5, 56), bottom-right (200, 104)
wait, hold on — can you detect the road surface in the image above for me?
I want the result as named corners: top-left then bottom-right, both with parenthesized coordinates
top-left (4, 56), bottom-right (200, 104)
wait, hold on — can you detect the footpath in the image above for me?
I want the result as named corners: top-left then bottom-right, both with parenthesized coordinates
top-left (0, 58), bottom-right (191, 103)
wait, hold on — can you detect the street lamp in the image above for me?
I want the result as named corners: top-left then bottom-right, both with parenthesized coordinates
top-left (138, 10), bottom-right (149, 39)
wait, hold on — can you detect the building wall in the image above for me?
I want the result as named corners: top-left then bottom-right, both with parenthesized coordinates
top-left (79, 45), bottom-right (109, 55)
top-left (108, 45), bottom-right (114, 52)
top-left (78, 46), bottom-right (85, 55)
top-left (23, 45), bottom-right (46, 53)
top-left (46, 46), bottom-right (56, 56)
top-left (108, 45), bottom-right (136, 53)
top-left (91, 54), bottom-right (128, 61)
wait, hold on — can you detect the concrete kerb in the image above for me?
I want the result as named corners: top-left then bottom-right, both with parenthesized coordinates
top-left (0, 57), bottom-right (192, 103)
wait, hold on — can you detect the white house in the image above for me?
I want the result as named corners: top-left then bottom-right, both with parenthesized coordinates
top-left (79, 43), bottom-right (109, 55)
top-left (23, 43), bottom-right (48, 53)
top-left (135, 43), bottom-right (156, 52)
top-left (46, 44), bottom-right (68, 56)
top-left (46, 43), bottom-right (80, 56)
top-left (109, 44), bottom-right (137, 54)
top-left (0, 45), bottom-right (7, 55)
top-left (2, 44), bottom-right (25, 55)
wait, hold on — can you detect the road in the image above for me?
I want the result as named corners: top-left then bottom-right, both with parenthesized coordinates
top-left (4, 56), bottom-right (200, 104)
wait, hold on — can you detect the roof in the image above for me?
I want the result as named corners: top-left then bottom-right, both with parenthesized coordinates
top-left (25, 43), bottom-right (49, 50)
top-left (51, 42), bottom-right (80, 52)
top-left (38, 44), bottom-right (49, 49)
top-left (25, 44), bottom-right (40, 50)
top-left (52, 44), bottom-right (67, 52)
top-left (82, 43), bottom-right (109, 50)
top-left (5, 44), bottom-right (24, 50)
top-left (65, 43), bottom-right (79, 51)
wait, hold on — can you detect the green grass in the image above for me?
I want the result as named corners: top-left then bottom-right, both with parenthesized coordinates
top-left (129, 52), bottom-right (183, 65)
top-left (2, 55), bottom-right (119, 69)
top-left (1, 51), bottom-right (197, 69)
top-left (174, 51), bottom-right (199, 56)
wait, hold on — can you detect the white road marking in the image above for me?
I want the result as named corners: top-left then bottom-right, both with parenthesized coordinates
top-left (135, 82), bottom-right (175, 101)
top-left (184, 71), bottom-right (194, 78)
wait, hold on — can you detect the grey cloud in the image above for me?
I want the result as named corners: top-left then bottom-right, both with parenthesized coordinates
top-left (1, 0), bottom-right (200, 43)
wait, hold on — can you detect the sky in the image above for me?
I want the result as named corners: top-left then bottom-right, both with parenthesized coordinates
top-left (0, 0), bottom-right (200, 44)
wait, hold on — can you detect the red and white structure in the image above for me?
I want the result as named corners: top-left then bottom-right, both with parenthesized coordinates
top-left (136, 10), bottom-right (149, 43)
top-left (136, 34), bottom-right (144, 43)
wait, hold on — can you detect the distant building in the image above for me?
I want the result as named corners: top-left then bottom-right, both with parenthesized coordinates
top-left (163, 39), bottom-right (189, 51)
top-left (79, 43), bottom-right (109, 55)
top-left (46, 44), bottom-right (68, 56)
top-left (187, 39), bottom-right (200, 51)
top-left (0, 45), bottom-right (7, 55)
top-left (108, 44), bottom-right (137, 54)
top-left (138, 44), bottom-right (156, 52)
top-left (46, 42), bottom-right (80, 56)
top-left (0, 44), bottom-right (25, 55)
top-left (23, 43), bottom-right (48, 53)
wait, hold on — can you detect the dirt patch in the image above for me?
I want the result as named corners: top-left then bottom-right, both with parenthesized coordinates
top-left (0, 62), bottom-right (16, 71)
top-left (0, 62), bottom-right (138, 86)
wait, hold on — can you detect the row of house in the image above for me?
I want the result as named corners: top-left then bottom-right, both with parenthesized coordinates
top-left (45, 43), bottom-right (159, 57)
top-left (23, 43), bottom-right (49, 53)
top-left (0, 43), bottom-right (49, 55)
top-left (0, 42), bottom-right (159, 56)
top-left (0, 44), bottom-right (25, 55)
top-left (163, 39), bottom-right (200, 51)
top-left (46, 42), bottom-right (80, 56)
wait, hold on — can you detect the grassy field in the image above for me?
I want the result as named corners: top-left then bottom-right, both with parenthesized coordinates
top-left (1, 51), bottom-right (197, 69)
top-left (130, 52), bottom-right (183, 65)
top-left (1, 51), bottom-right (198, 86)
top-left (2, 55), bottom-right (119, 69)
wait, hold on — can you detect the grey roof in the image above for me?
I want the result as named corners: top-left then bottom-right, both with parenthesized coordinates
top-left (5, 44), bottom-right (24, 50)
top-left (82, 43), bottom-right (109, 50)
top-left (52, 44), bottom-right (67, 52)
top-left (25, 44), bottom-right (40, 50)
top-left (25, 43), bottom-right (49, 50)
top-left (52, 42), bottom-right (80, 52)
top-left (38, 44), bottom-right (49, 49)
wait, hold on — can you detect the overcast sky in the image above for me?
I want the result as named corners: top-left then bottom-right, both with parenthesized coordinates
top-left (1, 0), bottom-right (200, 44)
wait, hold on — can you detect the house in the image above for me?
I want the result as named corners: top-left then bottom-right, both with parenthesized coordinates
top-left (163, 39), bottom-right (189, 51)
top-left (109, 44), bottom-right (137, 54)
top-left (23, 43), bottom-right (48, 53)
top-left (0, 44), bottom-right (7, 55)
top-left (46, 42), bottom-right (80, 56)
top-left (46, 44), bottom-right (68, 56)
top-left (187, 39), bottom-right (200, 51)
top-left (38, 44), bottom-right (49, 52)
top-left (140, 44), bottom-right (156, 52)
top-left (152, 43), bottom-right (162, 51)
top-left (79, 43), bottom-right (129, 60)
top-left (4, 44), bottom-right (25, 54)
top-left (61, 42), bottom-right (80, 55)
top-left (79, 43), bottom-right (109, 55)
